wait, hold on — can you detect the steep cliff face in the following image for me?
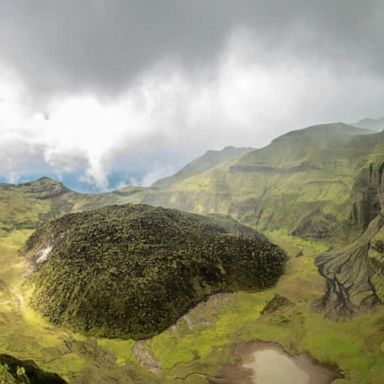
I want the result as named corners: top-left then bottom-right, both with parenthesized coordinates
top-left (292, 211), bottom-right (338, 239)
top-left (315, 161), bottom-right (384, 317)
top-left (349, 163), bottom-right (383, 229)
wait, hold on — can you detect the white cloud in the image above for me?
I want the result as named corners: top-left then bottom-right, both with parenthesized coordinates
top-left (0, 30), bottom-right (384, 189)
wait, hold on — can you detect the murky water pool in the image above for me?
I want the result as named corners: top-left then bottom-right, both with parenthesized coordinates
top-left (219, 342), bottom-right (340, 384)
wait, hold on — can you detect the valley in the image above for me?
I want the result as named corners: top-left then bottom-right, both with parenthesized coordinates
top-left (0, 123), bottom-right (384, 383)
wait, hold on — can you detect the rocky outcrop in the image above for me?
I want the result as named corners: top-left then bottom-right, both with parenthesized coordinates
top-left (260, 294), bottom-right (293, 315)
top-left (315, 161), bottom-right (384, 317)
top-left (349, 163), bottom-right (383, 229)
top-left (292, 211), bottom-right (337, 239)
top-left (0, 354), bottom-right (67, 384)
top-left (315, 215), bottom-right (383, 318)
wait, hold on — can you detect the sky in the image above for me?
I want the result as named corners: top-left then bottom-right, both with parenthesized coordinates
top-left (0, 0), bottom-right (384, 190)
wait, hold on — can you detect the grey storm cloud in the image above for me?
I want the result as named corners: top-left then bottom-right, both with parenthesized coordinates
top-left (0, 0), bottom-right (383, 98)
top-left (1, 0), bottom-right (384, 190)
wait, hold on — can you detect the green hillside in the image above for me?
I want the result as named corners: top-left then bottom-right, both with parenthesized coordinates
top-left (152, 146), bottom-right (254, 188)
top-left (0, 122), bottom-right (384, 383)
top-left (143, 123), bottom-right (379, 240)
top-left (25, 204), bottom-right (286, 339)
top-left (0, 177), bottom-right (74, 236)
top-left (2, 123), bottom-right (373, 241)
top-left (0, 177), bottom-right (154, 238)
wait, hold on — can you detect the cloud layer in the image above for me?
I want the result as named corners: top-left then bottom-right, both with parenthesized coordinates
top-left (0, 1), bottom-right (383, 189)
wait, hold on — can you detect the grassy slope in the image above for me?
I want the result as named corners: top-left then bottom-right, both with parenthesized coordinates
top-left (1, 123), bottom-right (374, 240)
top-left (145, 231), bottom-right (384, 384)
top-left (0, 124), bottom-right (383, 382)
top-left (144, 124), bottom-right (377, 240)
top-left (152, 146), bottom-right (254, 188)
top-left (1, 227), bottom-right (384, 383)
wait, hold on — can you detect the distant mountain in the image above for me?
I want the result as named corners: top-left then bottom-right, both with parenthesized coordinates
top-left (0, 170), bottom-right (151, 193)
top-left (0, 147), bottom-right (254, 193)
top-left (1, 123), bottom-right (374, 240)
top-left (0, 177), bottom-right (152, 235)
top-left (144, 123), bottom-right (375, 239)
top-left (353, 116), bottom-right (384, 131)
top-left (152, 146), bottom-right (254, 188)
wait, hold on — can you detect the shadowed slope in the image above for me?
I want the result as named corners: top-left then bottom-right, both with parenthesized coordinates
top-left (0, 354), bottom-right (67, 384)
top-left (315, 158), bottom-right (384, 317)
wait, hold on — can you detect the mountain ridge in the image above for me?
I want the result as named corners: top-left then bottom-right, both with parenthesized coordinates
top-left (353, 116), bottom-right (384, 132)
top-left (152, 146), bottom-right (254, 188)
top-left (140, 123), bottom-right (381, 242)
top-left (0, 121), bottom-right (378, 240)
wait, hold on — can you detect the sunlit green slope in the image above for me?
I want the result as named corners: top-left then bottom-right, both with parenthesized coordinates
top-left (144, 123), bottom-right (378, 240)
top-left (152, 146), bottom-right (254, 188)
top-left (0, 122), bottom-right (384, 383)
top-left (0, 122), bottom-right (375, 241)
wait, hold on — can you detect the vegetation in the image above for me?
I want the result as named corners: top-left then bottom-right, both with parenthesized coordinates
top-left (315, 159), bottom-right (384, 318)
top-left (152, 146), bottom-right (254, 188)
top-left (0, 122), bottom-right (383, 382)
top-left (143, 123), bottom-right (381, 241)
top-left (0, 354), bottom-right (67, 384)
top-left (2, 124), bottom-right (382, 245)
top-left (25, 204), bottom-right (286, 339)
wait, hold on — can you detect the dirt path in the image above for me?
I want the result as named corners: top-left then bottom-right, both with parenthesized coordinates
top-left (133, 340), bottom-right (161, 374)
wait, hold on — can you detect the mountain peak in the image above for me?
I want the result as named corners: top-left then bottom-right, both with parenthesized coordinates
top-left (12, 177), bottom-right (70, 198)
top-left (276, 122), bottom-right (369, 141)
top-left (31, 176), bottom-right (64, 185)
top-left (353, 116), bottom-right (384, 131)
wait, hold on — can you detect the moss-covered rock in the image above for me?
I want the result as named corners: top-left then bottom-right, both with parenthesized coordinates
top-left (0, 354), bottom-right (67, 384)
top-left (25, 204), bottom-right (286, 339)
